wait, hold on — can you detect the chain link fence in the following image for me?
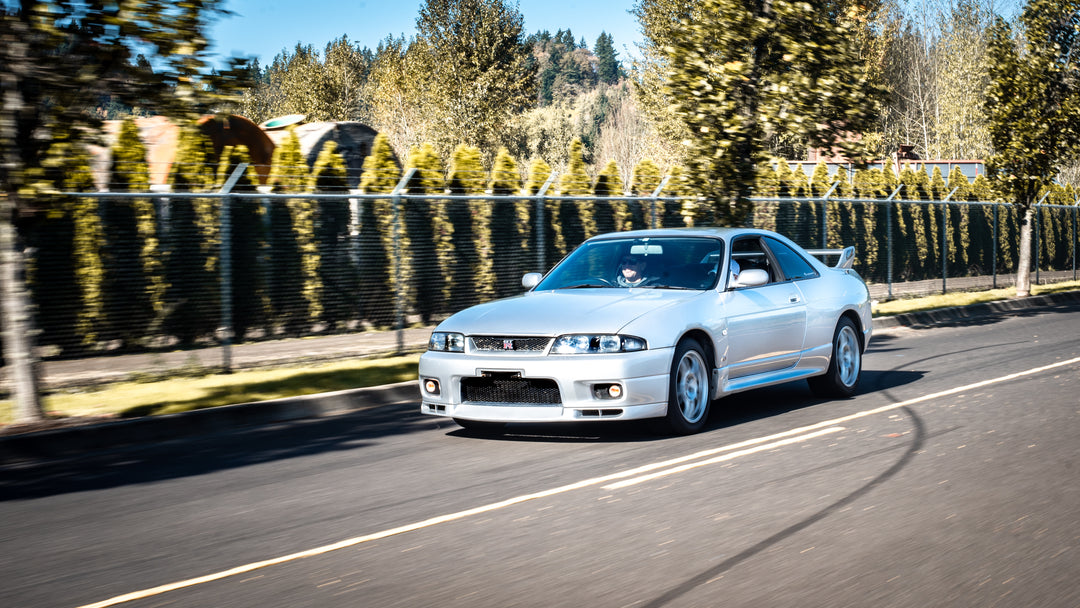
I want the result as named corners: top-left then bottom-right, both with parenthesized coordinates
top-left (19, 166), bottom-right (1079, 382)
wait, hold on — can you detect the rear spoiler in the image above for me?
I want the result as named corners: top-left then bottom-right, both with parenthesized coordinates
top-left (805, 246), bottom-right (856, 270)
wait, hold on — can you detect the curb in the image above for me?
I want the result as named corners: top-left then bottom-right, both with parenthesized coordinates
top-left (2, 290), bottom-right (1077, 465)
top-left (871, 290), bottom-right (1080, 330)
top-left (0, 381), bottom-right (419, 465)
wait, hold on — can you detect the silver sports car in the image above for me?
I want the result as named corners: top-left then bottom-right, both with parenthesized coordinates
top-left (418, 227), bottom-right (872, 435)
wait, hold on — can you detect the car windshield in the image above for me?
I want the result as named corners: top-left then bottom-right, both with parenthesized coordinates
top-left (534, 237), bottom-right (725, 291)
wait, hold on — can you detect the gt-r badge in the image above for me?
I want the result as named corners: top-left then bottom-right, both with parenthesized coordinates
top-left (502, 339), bottom-right (514, 350)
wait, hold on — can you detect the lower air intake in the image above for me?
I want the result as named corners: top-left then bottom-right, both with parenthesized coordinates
top-left (461, 375), bottom-right (561, 405)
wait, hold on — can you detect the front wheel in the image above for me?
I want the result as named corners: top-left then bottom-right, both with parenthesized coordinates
top-left (808, 317), bottom-right (862, 398)
top-left (658, 339), bottom-right (712, 435)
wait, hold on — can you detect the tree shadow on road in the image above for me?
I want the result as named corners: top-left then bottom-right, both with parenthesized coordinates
top-left (0, 400), bottom-right (435, 502)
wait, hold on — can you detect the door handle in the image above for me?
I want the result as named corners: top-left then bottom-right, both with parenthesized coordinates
top-left (789, 295), bottom-right (800, 303)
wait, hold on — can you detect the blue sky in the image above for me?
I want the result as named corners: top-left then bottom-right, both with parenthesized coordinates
top-left (209, 0), bottom-right (644, 67)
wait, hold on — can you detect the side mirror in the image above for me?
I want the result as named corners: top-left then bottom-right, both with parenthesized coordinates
top-left (522, 273), bottom-right (543, 289)
top-left (731, 268), bottom-right (769, 289)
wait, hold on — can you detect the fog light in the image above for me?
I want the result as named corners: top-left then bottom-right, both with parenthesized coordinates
top-left (592, 383), bottom-right (623, 400)
top-left (423, 379), bottom-right (440, 395)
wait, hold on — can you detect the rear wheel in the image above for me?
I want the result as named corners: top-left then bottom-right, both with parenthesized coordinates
top-left (808, 317), bottom-right (862, 398)
top-left (659, 339), bottom-right (712, 435)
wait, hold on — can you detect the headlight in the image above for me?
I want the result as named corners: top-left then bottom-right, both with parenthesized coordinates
top-left (429, 332), bottom-right (465, 352)
top-left (551, 334), bottom-right (647, 354)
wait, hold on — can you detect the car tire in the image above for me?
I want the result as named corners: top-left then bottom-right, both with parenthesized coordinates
top-left (453, 418), bottom-right (506, 433)
top-left (808, 317), bottom-right (862, 398)
top-left (659, 338), bottom-right (712, 435)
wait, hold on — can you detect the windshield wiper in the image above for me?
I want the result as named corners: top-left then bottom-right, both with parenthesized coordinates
top-left (558, 283), bottom-right (611, 289)
top-left (635, 284), bottom-right (696, 290)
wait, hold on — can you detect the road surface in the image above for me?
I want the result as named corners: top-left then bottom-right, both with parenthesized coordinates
top-left (2, 303), bottom-right (1079, 608)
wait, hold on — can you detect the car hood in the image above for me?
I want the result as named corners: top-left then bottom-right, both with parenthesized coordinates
top-left (437, 288), bottom-right (703, 336)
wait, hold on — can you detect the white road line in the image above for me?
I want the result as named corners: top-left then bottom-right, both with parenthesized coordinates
top-left (74, 355), bottom-right (1080, 608)
top-left (601, 427), bottom-right (846, 490)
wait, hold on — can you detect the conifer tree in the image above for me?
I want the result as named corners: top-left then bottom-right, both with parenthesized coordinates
top-left (489, 148), bottom-right (526, 297)
top-left (358, 134), bottom-right (401, 326)
top-left (668, 165), bottom-right (707, 227)
top-left (592, 159), bottom-right (622, 234)
top-left (755, 161), bottom-right (780, 198)
top-left (835, 169), bottom-right (854, 198)
top-left (102, 118), bottom-right (160, 348)
top-left (594, 32), bottom-right (622, 85)
top-left (916, 167), bottom-right (939, 278)
top-left (70, 147), bottom-right (105, 352)
top-left (810, 161), bottom-right (841, 247)
top-left (404, 143), bottom-right (450, 321)
top-left (930, 166), bottom-right (948, 201)
top-left (310, 141), bottom-right (358, 330)
top-left (949, 167), bottom-right (971, 201)
top-left (217, 145), bottom-right (267, 342)
top-left (631, 158), bottom-right (667, 228)
top-left (750, 161), bottom-right (780, 232)
top-left (524, 158), bottom-right (554, 271)
top-left (945, 167), bottom-right (971, 275)
top-left (559, 138), bottom-right (594, 245)
top-left (165, 127), bottom-right (219, 345)
top-left (810, 161), bottom-right (832, 197)
top-left (269, 127), bottom-right (319, 333)
top-left (29, 147), bottom-right (99, 355)
top-left (967, 172), bottom-right (995, 274)
top-left (852, 169), bottom-right (871, 199)
top-left (446, 144), bottom-right (493, 307)
top-left (897, 166), bottom-right (925, 278)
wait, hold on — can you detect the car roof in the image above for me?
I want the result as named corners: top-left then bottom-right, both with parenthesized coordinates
top-left (585, 227), bottom-right (771, 242)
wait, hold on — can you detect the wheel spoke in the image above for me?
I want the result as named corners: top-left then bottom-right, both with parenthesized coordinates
top-left (836, 326), bottom-right (860, 387)
top-left (676, 351), bottom-right (707, 423)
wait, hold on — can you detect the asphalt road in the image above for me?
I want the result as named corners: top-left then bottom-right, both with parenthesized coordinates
top-left (2, 303), bottom-right (1079, 608)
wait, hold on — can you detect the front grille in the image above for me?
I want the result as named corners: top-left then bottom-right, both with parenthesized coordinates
top-left (471, 336), bottom-right (551, 353)
top-left (461, 375), bottom-right (561, 405)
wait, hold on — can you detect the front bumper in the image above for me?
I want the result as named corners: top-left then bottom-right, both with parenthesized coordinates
top-left (417, 347), bottom-right (674, 423)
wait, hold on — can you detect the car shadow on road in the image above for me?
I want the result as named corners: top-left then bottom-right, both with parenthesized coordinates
top-left (450, 367), bottom-right (926, 444)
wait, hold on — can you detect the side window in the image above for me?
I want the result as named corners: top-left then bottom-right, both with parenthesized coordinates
top-left (730, 237), bottom-right (775, 284)
top-left (765, 237), bottom-right (819, 281)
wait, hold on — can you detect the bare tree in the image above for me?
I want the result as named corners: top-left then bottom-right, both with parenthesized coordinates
top-left (596, 90), bottom-right (677, 186)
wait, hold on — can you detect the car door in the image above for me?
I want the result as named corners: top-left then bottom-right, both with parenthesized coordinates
top-left (722, 236), bottom-right (808, 378)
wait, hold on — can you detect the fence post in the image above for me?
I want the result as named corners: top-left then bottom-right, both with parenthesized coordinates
top-left (1035, 206), bottom-right (1041, 286)
top-left (391, 170), bottom-right (416, 354)
top-left (992, 204), bottom-right (998, 289)
top-left (1074, 203), bottom-right (1078, 282)
top-left (217, 162), bottom-right (248, 373)
top-left (886, 185), bottom-right (904, 299)
top-left (650, 175), bottom-right (672, 229)
top-left (534, 173), bottom-right (556, 273)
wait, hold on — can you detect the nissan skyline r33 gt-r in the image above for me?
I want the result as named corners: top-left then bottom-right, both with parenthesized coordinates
top-left (418, 227), bottom-right (873, 435)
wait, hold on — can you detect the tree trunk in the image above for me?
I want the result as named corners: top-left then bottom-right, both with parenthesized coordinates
top-left (0, 198), bottom-right (45, 423)
top-left (1015, 205), bottom-right (1034, 298)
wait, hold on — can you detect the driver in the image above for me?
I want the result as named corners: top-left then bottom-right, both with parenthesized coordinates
top-left (616, 254), bottom-right (651, 287)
